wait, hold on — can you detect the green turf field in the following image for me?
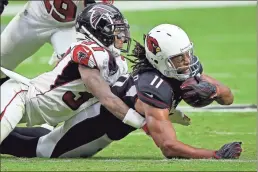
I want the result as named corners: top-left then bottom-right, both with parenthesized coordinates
top-left (1, 4), bottom-right (257, 171)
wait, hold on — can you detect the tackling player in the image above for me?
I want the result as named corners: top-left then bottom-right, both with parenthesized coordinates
top-left (0, 0), bottom-right (113, 83)
top-left (0, 3), bottom-right (146, 144)
top-left (1, 24), bottom-right (242, 159)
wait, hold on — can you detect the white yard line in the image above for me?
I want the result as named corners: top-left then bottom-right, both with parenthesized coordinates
top-left (212, 131), bottom-right (256, 135)
top-left (2, 1), bottom-right (256, 16)
top-left (130, 131), bottom-right (256, 136)
top-left (176, 104), bottom-right (257, 113)
top-left (4, 158), bottom-right (256, 163)
top-left (176, 108), bottom-right (257, 113)
top-left (84, 159), bottom-right (257, 163)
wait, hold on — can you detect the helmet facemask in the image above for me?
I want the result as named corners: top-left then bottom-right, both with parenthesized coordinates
top-left (164, 43), bottom-right (200, 81)
top-left (101, 19), bottom-right (131, 53)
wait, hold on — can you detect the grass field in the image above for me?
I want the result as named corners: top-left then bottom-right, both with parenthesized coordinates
top-left (0, 4), bottom-right (257, 171)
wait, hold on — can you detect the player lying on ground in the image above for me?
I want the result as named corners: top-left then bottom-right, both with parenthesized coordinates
top-left (0, 3), bottom-right (146, 144)
top-left (1, 24), bottom-right (242, 159)
top-left (0, 0), bottom-right (113, 84)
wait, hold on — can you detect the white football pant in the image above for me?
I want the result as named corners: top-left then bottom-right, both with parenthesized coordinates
top-left (1, 2), bottom-right (76, 78)
top-left (0, 80), bottom-right (28, 143)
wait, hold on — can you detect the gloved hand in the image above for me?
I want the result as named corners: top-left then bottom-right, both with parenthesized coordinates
top-left (213, 142), bottom-right (242, 159)
top-left (181, 75), bottom-right (217, 107)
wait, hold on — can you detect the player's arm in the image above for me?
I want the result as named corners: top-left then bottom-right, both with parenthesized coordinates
top-left (136, 72), bottom-right (241, 159)
top-left (79, 66), bottom-right (126, 120)
top-left (140, 101), bottom-right (216, 159)
top-left (139, 99), bottom-right (242, 159)
top-left (135, 73), bottom-right (215, 158)
top-left (72, 44), bottom-right (145, 128)
top-left (202, 73), bottom-right (234, 105)
top-left (78, 66), bottom-right (144, 129)
top-left (189, 56), bottom-right (233, 105)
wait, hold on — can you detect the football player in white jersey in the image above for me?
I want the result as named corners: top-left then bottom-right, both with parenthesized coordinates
top-left (0, 3), bottom-right (146, 144)
top-left (0, 0), bottom-right (113, 82)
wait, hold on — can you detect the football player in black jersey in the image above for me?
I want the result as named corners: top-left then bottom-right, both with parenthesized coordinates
top-left (128, 24), bottom-right (238, 159)
top-left (0, 24), bottom-right (241, 159)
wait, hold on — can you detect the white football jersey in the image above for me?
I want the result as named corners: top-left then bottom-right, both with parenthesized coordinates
top-left (25, 39), bottom-right (128, 126)
top-left (27, 0), bottom-right (87, 27)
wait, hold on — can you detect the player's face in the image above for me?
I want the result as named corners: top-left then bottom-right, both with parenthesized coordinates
top-left (113, 27), bottom-right (130, 51)
top-left (169, 51), bottom-right (191, 74)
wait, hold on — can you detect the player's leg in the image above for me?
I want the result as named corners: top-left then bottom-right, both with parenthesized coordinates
top-left (48, 27), bottom-right (77, 65)
top-left (36, 102), bottom-right (113, 158)
top-left (13, 126), bottom-right (52, 137)
top-left (1, 7), bottom-right (48, 78)
top-left (0, 126), bottom-right (51, 157)
top-left (0, 80), bottom-right (28, 144)
top-left (0, 76), bottom-right (10, 86)
top-left (0, 130), bottom-right (43, 157)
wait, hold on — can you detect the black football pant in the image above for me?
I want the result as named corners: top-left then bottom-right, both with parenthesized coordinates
top-left (0, 127), bottom-right (51, 157)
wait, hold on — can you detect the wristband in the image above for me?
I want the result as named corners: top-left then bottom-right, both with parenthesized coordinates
top-left (122, 108), bottom-right (145, 129)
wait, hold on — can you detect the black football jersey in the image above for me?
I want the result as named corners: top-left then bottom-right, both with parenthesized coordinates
top-left (104, 70), bottom-right (184, 140)
top-left (92, 59), bottom-right (204, 141)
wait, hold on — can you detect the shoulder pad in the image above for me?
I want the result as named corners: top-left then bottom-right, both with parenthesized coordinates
top-left (136, 71), bottom-right (173, 109)
top-left (71, 40), bottom-right (109, 69)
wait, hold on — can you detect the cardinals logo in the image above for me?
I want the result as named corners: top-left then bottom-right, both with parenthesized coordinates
top-left (89, 7), bottom-right (113, 30)
top-left (146, 35), bottom-right (161, 55)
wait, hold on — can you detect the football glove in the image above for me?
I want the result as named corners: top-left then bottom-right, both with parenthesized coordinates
top-left (214, 142), bottom-right (242, 159)
top-left (180, 76), bottom-right (217, 107)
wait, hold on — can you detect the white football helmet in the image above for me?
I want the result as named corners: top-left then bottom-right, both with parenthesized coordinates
top-left (144, 24), bottom-right (200, 81)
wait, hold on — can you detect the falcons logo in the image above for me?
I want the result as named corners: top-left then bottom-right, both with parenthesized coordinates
top-left (89, 7), bottom-right (113, 30)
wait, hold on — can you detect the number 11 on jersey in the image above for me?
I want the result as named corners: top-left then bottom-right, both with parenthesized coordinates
top-left (150, 75), bottom-right (164, 88)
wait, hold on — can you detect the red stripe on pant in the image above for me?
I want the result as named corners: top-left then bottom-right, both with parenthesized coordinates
top-left (0, 90), bottom-right (26, 120)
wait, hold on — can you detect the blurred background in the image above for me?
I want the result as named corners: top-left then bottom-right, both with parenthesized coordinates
top-left (1, 1), bottom-right (256, 171)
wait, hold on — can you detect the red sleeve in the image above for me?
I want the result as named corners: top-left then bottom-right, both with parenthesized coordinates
top-left (72, 44), bottom-right (94, 67)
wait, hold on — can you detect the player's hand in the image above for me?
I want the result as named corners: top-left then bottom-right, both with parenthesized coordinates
top-left (0, 0), bottom-right (8, 15)
top-left (214, 142), bottom-right (242, 159)
top-left (181, 75), bottom-right (217, 101)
